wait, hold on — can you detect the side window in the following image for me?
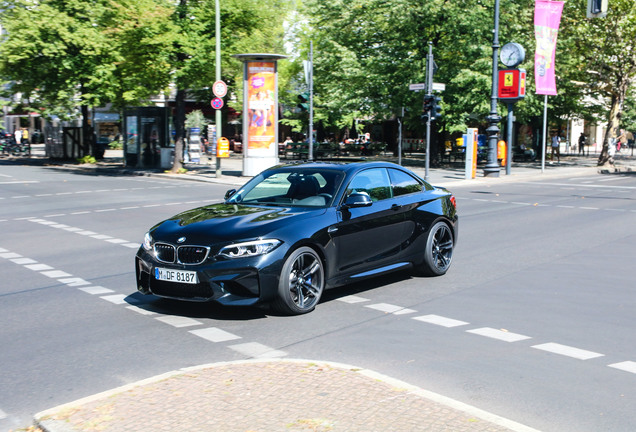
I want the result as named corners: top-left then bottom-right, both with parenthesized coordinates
top-left (346, 168), bottom-right (392, 202)
top-left (388, 168), bottom-right (424, 197)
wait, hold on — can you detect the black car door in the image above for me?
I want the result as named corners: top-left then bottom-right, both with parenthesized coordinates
top-left (330, 168), bottom-right (412, 278)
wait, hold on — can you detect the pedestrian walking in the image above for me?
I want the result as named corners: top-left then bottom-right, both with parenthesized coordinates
top-left (550, 132), bottom-right (560, 163)
top-left (21, 128), bottom-right (29, 145)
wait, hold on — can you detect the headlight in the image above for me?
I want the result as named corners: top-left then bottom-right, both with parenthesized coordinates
top-left (142, 232), bottom-right (153, 251)
top-left (218, 239), bottom-right (281, 258)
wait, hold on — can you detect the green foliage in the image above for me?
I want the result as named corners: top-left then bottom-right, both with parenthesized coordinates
top-left (77, 155), bottom-right (97, 164)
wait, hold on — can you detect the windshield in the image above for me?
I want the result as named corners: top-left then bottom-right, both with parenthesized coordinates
top-left (227, 168), bottom-right (344, 207)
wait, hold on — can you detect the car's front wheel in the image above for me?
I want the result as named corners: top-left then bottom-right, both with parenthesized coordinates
top-left (418, 221), bottom-right (454, 276)
top-left (273, 246), bottom-right (324, 315)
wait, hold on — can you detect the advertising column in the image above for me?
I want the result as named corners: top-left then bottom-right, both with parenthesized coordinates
top-left (234, 54), bottom-right (287, 176)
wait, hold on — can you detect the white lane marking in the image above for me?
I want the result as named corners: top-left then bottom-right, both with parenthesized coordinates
top-left (91, 234), bottom-right (113, 240)
top-left (0, 252), bottom-right (22, 259)
top-left (77, 230), bottom-right (97, 235)
top-left (62, 227), bottom-right (83, 232)
top-left (365, 303), bottom-right (416, 315)
top-left (0, 407), bottom-right (6, 419)
top-left (337, 295), bottom-right (370, 304)
top-left (41, 270), bottom-right (73, 279)
top-left (100, 294), bottom-right (130, 305)
top-left (58, 277), bottom-right (91, 287)
top-left (228, 342), bottom-right (287, 358)
top-left (0, 248), bottom-right (7, 253)
top-left (126, 305), bottom-right (157, 316)
top-left (155, 315), bottom-right (203, 328)
top-left (106, 238), bottom-right (129, 244)
top-left (79, 286), bottom-right (114, 295)
top-left (51, 224), bottom-right (69, 228)
top-left (532, 343), bottom-right (604, 360)
top-left (24, 263), bottom-right (54, 271)
top-left (467, 327), bottom-right (532, 343)
top-left (11, 257), bottom-right (37, 265)
top-left (189, 327), bottom-right (241, 343)
top-left (608, 361), bottom-right (636, 374)
top-left (413, 314), bottom-right (469, 328)
top-left (123, 243), bottom-right (140, 249)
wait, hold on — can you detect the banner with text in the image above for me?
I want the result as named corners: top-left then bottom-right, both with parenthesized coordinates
top-left (247, 61), bottom-right (277, 153)
top-left (534, 0), bottom-right (564, 95)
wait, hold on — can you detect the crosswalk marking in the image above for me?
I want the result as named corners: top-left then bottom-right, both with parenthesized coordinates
top-left (467, 327), bottom-right (532, 343)
top-left (189, 327), bottom-right (241, 343)
top-left (155, 315), bottom-right (203, 328)
top-left (413, 314), bottom-right (469, 328)
top-left (229, 342), bottom-right (287, 358)
top-left (532, 343), bottom-right (604, 360)
top-left (608, 361), bottom-right (636, 374)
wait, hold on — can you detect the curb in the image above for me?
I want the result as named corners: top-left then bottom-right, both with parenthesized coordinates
top-left (35, 359), bottom-right (540, 432)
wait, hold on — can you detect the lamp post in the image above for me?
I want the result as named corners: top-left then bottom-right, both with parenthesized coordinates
top-left (214, 0), bottom-right (222, 177)
top-left (484, 0), bottom-right (502, 177)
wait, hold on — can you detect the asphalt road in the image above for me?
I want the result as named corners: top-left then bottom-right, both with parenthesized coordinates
top-left (1, 162), bottom-right (635, 431)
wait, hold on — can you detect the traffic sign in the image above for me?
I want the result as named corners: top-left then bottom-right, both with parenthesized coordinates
top-left (211, 97), bottom-right (224, 110)
top-left (217, 137), bottom-right (230, 158)
top-left (213, 80), bottom-right (227, 98)
top-left (409, 83), bottom-right (426, 91)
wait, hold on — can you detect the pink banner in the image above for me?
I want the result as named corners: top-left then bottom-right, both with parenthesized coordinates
top-left (534, 1), bottom-right (564, 95)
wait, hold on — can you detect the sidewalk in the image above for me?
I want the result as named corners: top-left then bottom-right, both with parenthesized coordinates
top-left (34, 359), bottom-right (539, 432)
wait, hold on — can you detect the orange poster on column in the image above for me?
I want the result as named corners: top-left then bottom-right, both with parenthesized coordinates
top-left (247, 62), bottom-right (276, 152)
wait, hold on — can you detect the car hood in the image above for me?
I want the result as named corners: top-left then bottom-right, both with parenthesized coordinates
top-left (149, 203), bottom-right (326, 245)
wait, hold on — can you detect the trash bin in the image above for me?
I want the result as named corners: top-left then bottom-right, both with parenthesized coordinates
top-left (160, 147), bottom-right (174, 169)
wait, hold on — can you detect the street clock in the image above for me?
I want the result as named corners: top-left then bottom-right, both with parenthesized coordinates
top-left (500, 42), bottom-right (525, 68)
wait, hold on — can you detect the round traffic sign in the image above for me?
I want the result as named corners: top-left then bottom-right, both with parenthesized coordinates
top-left (213, 80), bottom-right (227, 98)
top-left (211, 97), bottom-right (224, 110)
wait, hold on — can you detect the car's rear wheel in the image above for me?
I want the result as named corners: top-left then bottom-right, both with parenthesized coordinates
top-left (273, 246), bottom-right (324, 315)
top-left (418, 221), bottom-right (454, 276)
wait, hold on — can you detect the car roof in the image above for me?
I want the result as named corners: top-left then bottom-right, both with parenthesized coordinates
top-left (266, 160), bottom-right (407, 175)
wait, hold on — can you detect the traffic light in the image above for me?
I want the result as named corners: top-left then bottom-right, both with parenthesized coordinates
top-left (422, 95), bottom-right (434, 121)
top-left (297, 92), bottom-right (309, 112)
top-left (431, 96), bottom-right (442, 121)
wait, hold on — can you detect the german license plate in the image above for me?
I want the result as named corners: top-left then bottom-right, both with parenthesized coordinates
top-left (154, 267), bottom-right (198, 284)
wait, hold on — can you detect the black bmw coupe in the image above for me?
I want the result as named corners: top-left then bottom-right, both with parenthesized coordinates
top-left (136, 161), bottom-right (458, 315)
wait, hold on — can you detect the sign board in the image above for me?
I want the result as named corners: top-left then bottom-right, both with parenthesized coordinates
top-left (432, 82), bottom-right (446, 92)
top-left (216, 137), bottom-right (230, 158)
top-left (498, 68), bottom-right (526, 101)
top-left (409, 83), bottom-right (426, 91)
top-left (213, 80), bottom-right (227, 98)
top-left (211, 97), bottom-right (224, 110)
top-left (465, 128), bottom-right (478, 180)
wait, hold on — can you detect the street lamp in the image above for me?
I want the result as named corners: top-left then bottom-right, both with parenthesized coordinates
top-left (484, 0), bottom-right (502, 177)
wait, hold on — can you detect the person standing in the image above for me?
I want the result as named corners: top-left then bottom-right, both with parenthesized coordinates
top-left (550, 132), bottom-right (560, 163)
top-left (14, 128), bottom-right (21, 146)
top-left (578, 132), bottom-right (586, 155)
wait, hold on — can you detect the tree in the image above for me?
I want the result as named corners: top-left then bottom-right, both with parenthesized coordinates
top-left (0, 0), bottom-right (177, 155)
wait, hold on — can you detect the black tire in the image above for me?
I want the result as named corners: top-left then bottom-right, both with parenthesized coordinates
top-left (418, 221), bottom-right (454, 276)
top-left (273, 246), bottom-right (324, 315)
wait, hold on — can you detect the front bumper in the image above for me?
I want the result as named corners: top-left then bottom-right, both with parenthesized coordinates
top-left (135, 247), bottom-right (283, 307)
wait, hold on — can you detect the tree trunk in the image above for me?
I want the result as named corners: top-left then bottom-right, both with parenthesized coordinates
top-left (81, 104), bottom-right (93, 158)
top-left (598, 77), bottom-right (630, 167)
top-left (171, 88), bottom-right (186, 173)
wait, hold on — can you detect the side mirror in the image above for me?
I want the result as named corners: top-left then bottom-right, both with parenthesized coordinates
top-left (343, 192), bottom-right (373, 208)
top-left (224, 189), bottom-right (237, 200)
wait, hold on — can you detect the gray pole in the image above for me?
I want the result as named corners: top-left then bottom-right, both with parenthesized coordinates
top-left (214, 0), bottom-right (222, 177)
top-left (424, 42), bottom-right (433, 182)
top-left (398, 110), bottom-right (403, 166)
top-left (506, 103), bottom-right (513, 175)
top-left (308, 41), bottom-right (314, 161)
top-left (541, 94), bottom-right (547, 173)
top-left (484, 0), bottom-right (501, 177)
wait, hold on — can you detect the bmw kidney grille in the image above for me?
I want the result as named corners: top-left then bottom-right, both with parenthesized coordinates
top-left (154, 242), bottom-right (209, 265)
